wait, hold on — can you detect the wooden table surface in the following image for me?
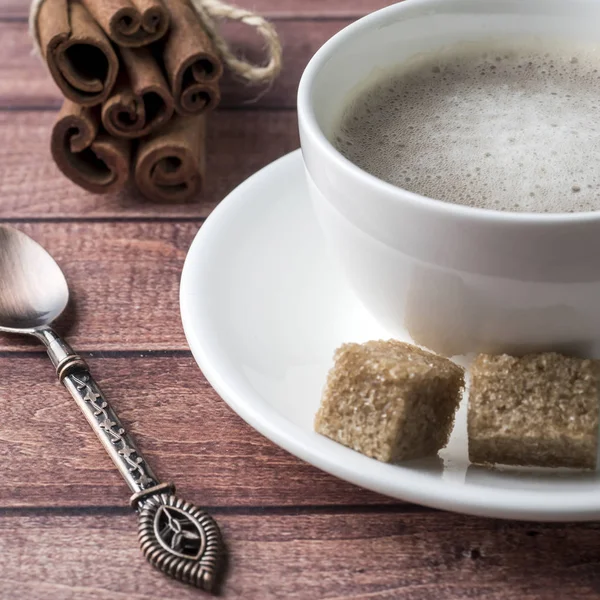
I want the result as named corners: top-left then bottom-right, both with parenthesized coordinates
top-left (1, 1), bottom-right (600, 598)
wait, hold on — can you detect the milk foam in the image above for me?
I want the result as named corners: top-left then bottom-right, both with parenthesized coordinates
top-left (334, 41), bottom-right (600, 213)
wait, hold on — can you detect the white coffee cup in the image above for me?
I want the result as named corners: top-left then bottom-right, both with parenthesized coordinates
top-left (298, 0), bottom-right (600, 357)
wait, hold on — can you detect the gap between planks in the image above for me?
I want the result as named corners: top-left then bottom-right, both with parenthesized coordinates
top-left (0, 349), bottom-right (194, 358)
top-left (0, 503), bottom-right (435, 516)
top-left (0, 105), bottom-right (296, 113)
top-left (0, 216), bottom-right (208, 224)
top-left (0, 0), bottom-right (398, 20)
top-left (0, 14), bottom-right (369, 24)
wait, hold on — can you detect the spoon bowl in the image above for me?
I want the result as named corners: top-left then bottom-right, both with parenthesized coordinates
top-left (0, 225), bottom-right (69, 332)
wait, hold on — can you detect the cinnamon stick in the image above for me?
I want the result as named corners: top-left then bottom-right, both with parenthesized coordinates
top-left (37, 0), bottom-right (118, 106)
top-left (102, 47), bottom-right (174, 139)
top-left (80, 0), bottom-right (169, 47)
top-left (161, 0), bottom-right (223, 116)
top-left (134, 115), bottom-right (205, 201)
top-left (51, 100), bottom-right (131, 194)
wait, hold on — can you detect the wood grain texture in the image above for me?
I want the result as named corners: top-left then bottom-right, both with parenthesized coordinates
top-left (0, 223), bottom-right (195, 350)
top-left (0, 20), bottom-right (349, 109)
top-left (0, 110), bottom-right (297, 218)
top-left (0, 0), bottom-right (396, 19)
top-left (0, 355), bottom-right (393, 508)
top-left (1, 511), bottom-right (600, 599)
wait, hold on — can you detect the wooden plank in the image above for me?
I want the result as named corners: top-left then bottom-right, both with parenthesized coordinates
top-left (0, 355), bottom-right (393, 507)
top-left (0, 110), bottom-right (297, 218)
top-left (0, 0), bottom-right (396, 19)
top-left (1, 511), bottom-right (599, 599)
top-left (0, 19), bottom-right (350, 109)
top-left (0, 222), bottom-right (193, 350)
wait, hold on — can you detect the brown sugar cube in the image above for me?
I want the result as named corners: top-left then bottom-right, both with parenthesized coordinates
top-left (314, 340), bottom-right (465, 462)
top-left (468, 353), bottom-right (600, 469)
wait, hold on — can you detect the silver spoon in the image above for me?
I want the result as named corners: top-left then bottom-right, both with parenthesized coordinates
top-left (0, 225), bottom-right (224, 591)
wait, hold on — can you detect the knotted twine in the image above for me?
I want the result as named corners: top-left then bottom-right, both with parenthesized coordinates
top-left (28, 0), bottom-right (282, 85)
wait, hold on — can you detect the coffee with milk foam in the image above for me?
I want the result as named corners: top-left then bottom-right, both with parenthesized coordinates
top-left (333, 41), bottom-right (600, 213)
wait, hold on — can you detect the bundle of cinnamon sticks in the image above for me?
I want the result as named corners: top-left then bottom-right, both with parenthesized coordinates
top-left (37, 0), bottom-right (222, 201)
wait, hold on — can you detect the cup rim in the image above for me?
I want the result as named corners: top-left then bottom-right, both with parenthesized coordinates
top-left (297, 0), bottom-right (600, 224)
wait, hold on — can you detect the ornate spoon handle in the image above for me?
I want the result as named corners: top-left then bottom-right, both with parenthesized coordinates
top-left (37, 327), bottom-right (224, 591)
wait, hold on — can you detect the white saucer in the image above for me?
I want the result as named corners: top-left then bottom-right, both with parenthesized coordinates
top-left (180, 149), bottom-right (600, 521)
